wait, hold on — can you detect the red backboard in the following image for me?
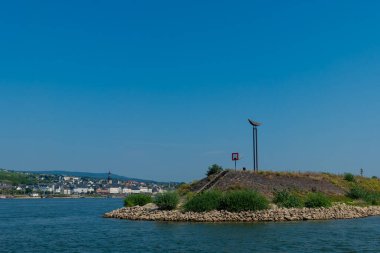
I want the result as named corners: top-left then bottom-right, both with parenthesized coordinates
top-left (232, 153), bottom-right (239, 161)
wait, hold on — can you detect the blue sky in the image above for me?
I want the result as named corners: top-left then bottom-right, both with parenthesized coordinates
top-left (1, 1), bottom-right (380, 181)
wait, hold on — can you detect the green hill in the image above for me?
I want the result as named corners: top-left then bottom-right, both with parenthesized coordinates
top-left (0, 169), bottom-right (37, 185)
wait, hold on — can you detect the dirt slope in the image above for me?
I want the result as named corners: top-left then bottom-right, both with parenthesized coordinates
top-left (193, 170), bottom-right (347, 197)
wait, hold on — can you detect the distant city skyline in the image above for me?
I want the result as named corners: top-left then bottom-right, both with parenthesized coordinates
top-left (1, 1), bottom-right (380, 181)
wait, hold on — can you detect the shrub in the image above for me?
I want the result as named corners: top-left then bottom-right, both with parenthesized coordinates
top-left (124, 194), bottom-right (152, 207)
top-left (154, 192), bottom-right (179, 210)
top-left (206, 164), bottom-right (223, 177)
top-left (219, 190), bottom-right (269, 212)
top-left (273, 190), bottom-right (303, 208)
top-left (347, 186), bottom-right (380, 205)
top-left (304, 192), bottom-right (331, 208)
top-left (364, 193), bottom-right (380, 205)
top-left (344, 173), bottom-right (355, 182)
top-left (372, 176), bottom-right (378, 179)
top-left (347, 186), bottom-right (367, 199)
top-left (184, 190), bottom-right (222, 212)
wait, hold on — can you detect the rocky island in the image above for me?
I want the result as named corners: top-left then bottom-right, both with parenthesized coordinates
top-left (104, 203), bottom-right (380, 222)
top-left (104, 169), bottom-right (380, 223)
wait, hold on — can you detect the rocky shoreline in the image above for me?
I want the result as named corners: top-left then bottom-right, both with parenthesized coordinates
top-left (104, 204), bottom-right (380, 223)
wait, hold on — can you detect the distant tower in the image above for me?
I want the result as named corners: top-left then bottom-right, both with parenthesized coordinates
top-left (360, 168), bottom-right (364, 177)
top-left (107, 171), bottom-right (112, 184)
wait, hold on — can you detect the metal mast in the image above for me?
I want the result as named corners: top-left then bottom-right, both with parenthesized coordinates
top-left (248, 119), bottom-right (262, 172)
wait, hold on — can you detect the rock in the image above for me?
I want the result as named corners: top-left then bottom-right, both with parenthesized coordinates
top-left (142, 203), bottom-right (159, 210)
top-left (103, 204), bottom-right (380, 223)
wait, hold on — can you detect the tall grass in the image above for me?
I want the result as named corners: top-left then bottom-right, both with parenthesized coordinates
top-left (304, 192), bottom-right (331, 208)
top-left (184, 190), bottom-right (222, 212)
top-left (124, 194), bottom-right (152, 207)
top-left (219, 189), bottom-right (269, 212)
top-left (184, 190), bottom-right (269, 212)
top-left (154, 192), bottom-right (179, 210)
top-left (347, 186), bottom-right (380, 205)
top-left (273, 190), bottom-right (303, 208)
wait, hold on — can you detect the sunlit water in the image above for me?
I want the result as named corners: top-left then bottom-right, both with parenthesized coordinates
top-left (0, 198), bottom-right (379, 253)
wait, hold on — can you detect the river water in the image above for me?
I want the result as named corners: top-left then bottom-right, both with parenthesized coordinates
top-left (0, 198), bottom-right (379, 253)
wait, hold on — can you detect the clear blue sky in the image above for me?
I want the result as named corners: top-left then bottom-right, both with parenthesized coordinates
top-left (1, 1), bottom-right (380, 181)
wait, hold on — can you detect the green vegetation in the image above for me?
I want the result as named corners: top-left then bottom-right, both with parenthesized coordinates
top-left (168, 170), bottom-right (380, 213)
top-left (304, 192), bottom-right (332, 208)
top-left (176, 183), bottom-right (191, 196)
top-left (273, 190), bottom-right (303, 208)
top-left (364, 193), bottom-right (380, 205)
top-left (184, 190), bottom-right (223, 212)
top-left (154, 192), bottom-right (179, 210)
top-left (175, 170), bottom-right (380, 212)
top-left (206, 164), bottom-right (223, 177)
top-left (124, 194), bottom-right (152, 207)
top-left (321, 172), bottom-right (380, 193)
top-left (344, 173), bottom-right (355, 182)
top-left (219, 190), bottom-right (269, 212)
top-left (184, 190), bottom-right (268, 212)
top-left (0, 169), bottom-right (37, 185)
top-left (347, 186), bottom-right (380, 205)
top-left (347, 186), bottom-right (367, 200)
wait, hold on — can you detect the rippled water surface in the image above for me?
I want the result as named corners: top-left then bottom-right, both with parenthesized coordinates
top-left (0, 198), bottom-right (379, 253)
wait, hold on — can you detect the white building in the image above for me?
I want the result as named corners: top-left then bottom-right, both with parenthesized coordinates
top-left (122, 188), bottom-right (132, 194)
top-left (109, 187), bottom-right (121, 194)
top-left (63, 176), bottom-right (80, 182)
top-left (63, 189), bottom-right (72, 195)
top-left (139, 187), bottom-right (152, 193)
top-left (53, 185), bottom-right (63, 194)
top-left (40, 186), bottom-right (53, 193)
top-left (73, 188), bottom-right (88, 194)
top-left (131, 189), bottom-right (141, 194)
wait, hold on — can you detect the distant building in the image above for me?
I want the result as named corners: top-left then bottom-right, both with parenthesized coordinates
top-left (139, 187), bottom-right (152, 193)
top-left (152, 186), bottom-right (164, 194)
top-left (73, 186), bottom-right (94, 194)
top-left (54, 185), bottom-right (63, 194)
top-left (130, 186), bottom-right (141, 194)
top-left (63, 188), bottom-right (73, 195)
top-left (63, 176), bottom-right (80, 182)
top-left (74, 188), bottom-right (87, 194)
top-left (122, 188), bottom-right (132, 194)
top-left (96, 188), bottom-right (109, 195)
top-left (109, 187), bottom-right (121, 194)
top-left (0, 183), bottom-right (12, 190)
top-left (40, 185), bottom-right (53, 193)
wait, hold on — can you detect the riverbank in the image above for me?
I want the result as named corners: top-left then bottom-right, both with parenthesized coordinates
top-left (104, 204), bottom-right (380, 222)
